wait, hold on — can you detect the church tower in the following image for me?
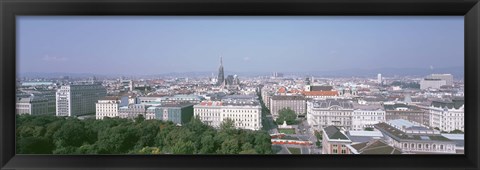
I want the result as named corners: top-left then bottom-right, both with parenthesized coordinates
top-left (217, 56), bottom-right (225, 86)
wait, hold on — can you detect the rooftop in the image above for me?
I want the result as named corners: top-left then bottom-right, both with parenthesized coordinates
top-left (374, 122), bottom-right (450, 142)
top-left (350, 140), bottom-right (403, 154)
top-left (323, 126), bottom-right (350, 141)
top-left (312, 99), bottom-right (354, 109)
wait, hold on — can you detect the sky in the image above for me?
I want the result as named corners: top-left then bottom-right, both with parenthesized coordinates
top-left (17, 16), bottom-right (464, 75)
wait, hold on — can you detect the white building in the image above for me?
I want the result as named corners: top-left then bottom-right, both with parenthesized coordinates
top-left (377, 74), bottom-right (382, 84)
top-left (428, 74), bottom-right (453, 86)
top-left (96, 96), bottom-right (127, 119)
top-left (375, 119), bottom-right (457, 154)
top-left (194, 100), bottom-right (262, 130)
top-left (427, 99), bottom-right (464, 132)
top-left (352, 103), bottom-right (386, 131)
top-left (420, 78), bottom-right (446, 90)
top-left (56, 84), bottom-right (107, 117)
top-left (307, 99), bottom-right (354, 132)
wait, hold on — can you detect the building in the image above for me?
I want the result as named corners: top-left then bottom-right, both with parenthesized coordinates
top-left (352, 103), bottom-right (386, 131)
top-left (216, 56), bottom-right (225, 86)
top-left (56, 84), bottom-right (107, 117)
top-left (427, 74), bottom-right (454, 86)
top-left (347, 140), bottom-right (402, 154)
top-left (304, 85), bottom-right (333, 92)
top-left (377, 74), bottom-right (382, 85)
top-left (345, 130), bottom-right (384, 144)
top-left (96, 96), bottom-right (128, 120)
top-left (147, 103), bottom-right (194, 125)
top-left (322, 125), bottom-right (352, 154)
top-left (441, 133), bottom-right (464, 154)
top-left (118, 104), bottom-right (149, 119)
top-left (194, 100), bottom-right (262, 130)
top-left (427, 98), bottom-right (464, 132)
top-left (16, 96), bottom-right (50, 115)
top-left (420, 78), bottom-right (447, 90)
top-left (160, 95), bottom-right (205, 104)
top-left (307, 99), bottom-right (354, 132)
top-left (384, 102), bottom-right (428, 126)
top-left (301, 91), bottom-right (339, 99)
top-left (269, 95), bottom-right (306, 119)
top-left (374, 119), bottom-right (457, 154)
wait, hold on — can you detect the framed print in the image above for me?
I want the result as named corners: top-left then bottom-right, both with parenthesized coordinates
top-left (1, 0), bottom-right (479, 169)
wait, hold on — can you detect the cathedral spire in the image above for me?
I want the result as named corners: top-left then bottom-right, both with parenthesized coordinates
top-left (217, 56), bottom-right (225, 86)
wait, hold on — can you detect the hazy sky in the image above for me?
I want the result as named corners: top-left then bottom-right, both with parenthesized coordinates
top-left (17, 16), bottom-right (464, 75)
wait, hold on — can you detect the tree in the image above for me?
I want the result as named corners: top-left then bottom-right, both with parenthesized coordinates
top-left (218, 138), bottom-right (240, 154)
top-left (53, 119), bottom-right (92, 148)
top-left (276, 108), bottom-right (297, 125)
top-left (199, 135), bottom-right (216, 154)
top-left (17, 136), bottom-right (54, 154)
top-left (134, 147), bottom-right (162, 154)
top-left (254, 131), bottom-right (273, 154)
top-left (220, 118), bottom-right (235, 131)
top-left (171, 141), bottom-right (195, 154)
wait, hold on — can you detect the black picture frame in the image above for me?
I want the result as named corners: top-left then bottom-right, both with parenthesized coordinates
top-left (1, 0), bottom-right (479, 169)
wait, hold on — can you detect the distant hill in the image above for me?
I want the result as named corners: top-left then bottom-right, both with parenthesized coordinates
top-left (18, 66), bottom-right (464, 79)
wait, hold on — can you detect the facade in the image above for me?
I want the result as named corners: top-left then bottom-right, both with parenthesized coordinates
top-left (322, 125), bottom-right (352, 154)
top-left (374, 119), bottom-right (456, 154)
top-left (384, 103), bottom-right (428, 126)
top-left (269, 95), bottom-right (306, 119)
top-left (352, 103), bottom-right (386, 131)
top-left (118, 104), bottom-right (149, 119)
top-left (307, 99), bottom-right (354, 132)
top-left (427, 74), bottom-right (454, 86)
top-left (194, 100), bottom-right (262, 130)
top-left (420, 78), bottom-right (447, 90)
top-left (56, 84), bottom-right (107, 117)
top-left (16, 96), bottom-right (50, 115)
top-left (427, 98), bottom-right (464, 132)
top-left (148, 103), bottom-right (194, 125)
top-left (96, 96), bottom-right (127, 120)
top-left (301, 91), bottom-right (339, 99)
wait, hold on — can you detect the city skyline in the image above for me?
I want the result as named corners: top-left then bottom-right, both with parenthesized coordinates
top-left (18, 16), bottom-right (463, 75)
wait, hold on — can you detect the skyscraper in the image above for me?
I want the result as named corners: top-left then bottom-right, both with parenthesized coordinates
top-left (377, 73), bottom-right (382, 85)
top-left (217, 56), bottom-right (225, 86)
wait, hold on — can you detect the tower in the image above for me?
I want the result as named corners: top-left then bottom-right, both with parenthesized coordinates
top-left (217, 56), bottom-right (225, 86)
top-left (377, 73), bottom-right (382, 85)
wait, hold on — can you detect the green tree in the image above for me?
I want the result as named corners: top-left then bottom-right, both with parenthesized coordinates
top-left (254, 131), bottom-right (273, 154)
top-left (134, 147), bottom-right (162, 154)
top-left (53, 119), bottom-right (92, 148)
top-left (276, 108), bottom-right (297, 125)
top-left (218, 138), bottom-right (240, 154)
top-left (199, 135), bottom-right (216, 154)
top-left (17, 136), bottom-right (54, 154)
top-left (171, 141), bottom-right (195, 154)
top-left (220, 118), bottom-right (235, 132)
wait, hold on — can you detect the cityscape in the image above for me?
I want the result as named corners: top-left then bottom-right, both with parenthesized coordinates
top-left (16, 16), bottom-right (464, 154)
